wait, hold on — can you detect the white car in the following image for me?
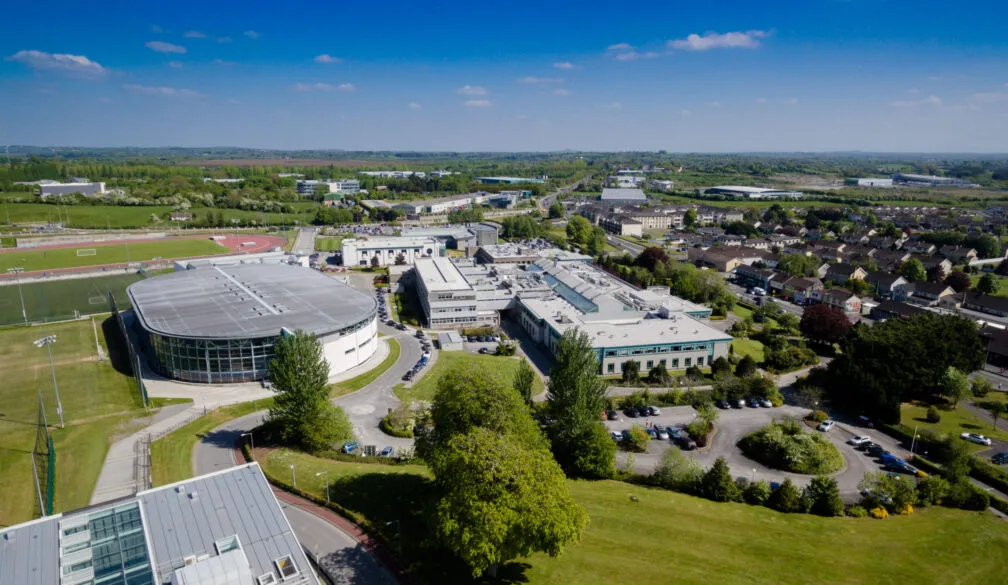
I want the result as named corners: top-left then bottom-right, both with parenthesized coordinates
top-left (817, 420), bottom-right (835, 432)
top-left (961, 432), bottom-right (993, 446)
top-left (847, 435), bottom-right (871, 446)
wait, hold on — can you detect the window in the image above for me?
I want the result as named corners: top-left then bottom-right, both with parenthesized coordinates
top-left (214, 535), bottom-right (241, 555)
top-left (696, 357), bottom-right (704, 366)
top-left (659, 359), bottom-right (666, 366)
top-left (646, 360), bottom-right (653, 369)
top-left (671, 358), bottom-right (679, 368)
top-left (257, 574), bottom-right (278, 585)
top-left (684, 358), bottom-right (692, 367)
top-left (607, 363), bottom-right (615, 374)
top-left (274, 555), bottom-right (299, 580)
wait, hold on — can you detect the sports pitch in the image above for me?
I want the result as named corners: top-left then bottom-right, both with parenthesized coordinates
top-left (0, 273), bottom-right (142, 327)
top-left (0, 238), bottom-right (228, 273)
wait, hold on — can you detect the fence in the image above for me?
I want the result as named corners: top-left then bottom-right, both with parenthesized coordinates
top-left (32, 392), bottom-right (54, 517)
top-left (0, 272), bottom-right (145, 327)
top-left (109, 291), bottom-right (148, 408)
top-left (136, 402), bottom-right (225, 491)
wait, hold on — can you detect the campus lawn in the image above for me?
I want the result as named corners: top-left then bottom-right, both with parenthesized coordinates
top-left (0, 202), bottom-right (318, 229)
top-left (314, 236), bottom-right (345, 252)
top-left (149, 338), bottom-right (402, 486)
top-left (0, 272), bottom-right (142, 327)
top-left (0, 238), bottom-right (228, 272)
top-left (730, 337), bottom-right (766, 363)
top-left (0, 319), bottom-right (147, 525)
top-left (901, 401), bottom-right (1008, 449)
top-left (259, 450), bottom-right (1008, 585)
top-left (394, 350), bottom-right (544, 403)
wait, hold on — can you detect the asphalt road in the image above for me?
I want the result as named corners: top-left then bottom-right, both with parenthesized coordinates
top-left (726, 281), bottom-right (806, 318)
top-left (608, 404), bottom-right (903, 499)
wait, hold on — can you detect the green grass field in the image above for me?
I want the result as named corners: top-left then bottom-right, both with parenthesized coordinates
top-left (394, 351), bottom-right (544, 403)
top-left (260, 449), bottom-right (1008, 585)
top-left (0, 319), bottom-right (147, 525)
top-left (314, 236), bottom-right (345, 252)
top-left (0, 202), bottom-right (319, 229)
top-left (0, 238), bottom-right (227, 272)
top-left (731, 337), bottom-right (766, 363)
top-left (970, 274), bottom-right (1008, 297)
top-left (331, 338), bottom-right (400, 395)
top-left (0, 272), bottom-right (142, 326)
top-left (901, 401), bottom-right (1008, 449)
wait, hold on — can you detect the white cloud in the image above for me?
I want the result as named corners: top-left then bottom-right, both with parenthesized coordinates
top-left (458, 85), bottom-right (488, 95)
top-left (168, 61), bottom-right (183, 69)
top-left (755, 97), bottom-right (767, 104)
top-left (607, 43), bottom-right (634, 51)
top-left (970, 92), bottom-right (1008, 104)
top-left (408, 102), bottom-right (422, 110)
top-left (244, 30), bottom-right (261, 40)
top-left (668, 30), bottom-right (767, 51)
top-left (888, 95), bottom-right (941, 107)
top-left (553, 61), bottom-right (576, 70)
top-left (517, 76), bottom-right (563, 84)
top-left (552, 88), bottom-right (571, 96)
top-left (293, 82), bottom-right (354, 92)
top-left (613, 51), bottom-right (658, 61)
top-left (6, 50), bottom-right (105, 78)
top-left (598, 102), bottom-right (622, 110)
top-left (145, 41), bottom-right (186, 54)
top-left (314, 54), bottom-right (342, 64)
top-left (217, 37), bottom-right (232, 43)
top-left (464, 99), bottom-right (492, 107)
top-left (183, 31), bottom-right (206, 39)
top-left (123, 83), bottom-right (200, 98)
top-left (783, 97), bottom-right (799, 105)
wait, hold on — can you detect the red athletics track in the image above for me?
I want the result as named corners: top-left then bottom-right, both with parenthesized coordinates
top-left (0, 233), bottom-right (288, 280)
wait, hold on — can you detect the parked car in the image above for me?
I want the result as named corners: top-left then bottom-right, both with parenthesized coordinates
top-left (673, 431), bottom-right (697, 451)
top-left (636, 406), bottom-right (650, 418)
top-left (478, 347), bottom-right (489, 354)
top-left (342, 441), bottom-right (360, 455)
top-left (624, 407), bottom-right (639, 418)
top-left (758, 398), bottom-right (773, 408)
top-left (402, 370), bottom-right (413, 381)
top-left (715, 399), bottom-right (730, 409)
top-left (415, 330), bottom-right (425, 339)
top-left (386, 319), bottom-right (395, 326)
top-left (467, 336), bottom-right (477, 342)
top-left (961, 432), bottom-right (993, 446)
top-left (621, 429), bottom-right (632, 441)
top-left (866, 444), bottom-right (888, 458)
top-left (610, 431), bottom-right (623, 441)
top-left (817, 420), bottom-right (835, 432)
top-left (847, 435), bottom-right (871, 446)
top-left (858, 440), bottom-right (876, 452)
top-left (647, 406), bottom-right (661, 416)
top-left (747, 398), bottom-right (760, 408)
top-left (992, 452), bottom-right (1008, 465)
top-left (606, 410), bottom-right (619, 421)
top-left (646, 428), bottom-right (657, 440)
top-left (654, 425), bottom-right (670, 440)
top-left (734, 399), bottom-right (745, 409)
top-left (857, 415), bottom-right (874, 428)
top-left (379, 446), bottom-right (395, 457)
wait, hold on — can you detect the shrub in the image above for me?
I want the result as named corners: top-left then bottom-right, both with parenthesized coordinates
top-left (565, 422), bottom-right (616, 480)
top-left (380, 402), bottom-right (416, 438)
top-left (869, 506), bottom-right (889, 519)
top-left (652, 447), bottom-right (703, 494)
top-left (743, 480), bottom-right (772, 506)
top-left (380, 414), bottom-right (415, 438)
top-left (803, 476), bottom-right (844, 517)
top-left (971, 377), bottom-right (993, 398)
top-left (738, 418), bottom-right (844, 474)
top-left (916, 475), bottom-right (951, 507)
top-left (622, 425), bottom-right (650, 453)
top-left (702, 457), bottom-right (741, 502)
top-left (806, 410), bottom-right (829, 423)
top-left (899, 504), bottom-right (914, 516)
top-left (768, 478), bottom-right (802, 513)
top-left (686, 420), bottom-right (713, 447)
top-left (946, 480), bottom-right (991, 511)
top-left (925, 406), bottom-right (941, 423)
top-left (846, 505), bottom-right (868, 518)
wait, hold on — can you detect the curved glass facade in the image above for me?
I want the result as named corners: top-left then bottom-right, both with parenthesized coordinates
top-left (144, 332), bottom-right (279, 384)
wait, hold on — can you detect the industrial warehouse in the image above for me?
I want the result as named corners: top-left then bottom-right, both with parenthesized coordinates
top-left (412, 248), bottom-right (731, 374)
top-left (127, 263), bottom-right (377, 383)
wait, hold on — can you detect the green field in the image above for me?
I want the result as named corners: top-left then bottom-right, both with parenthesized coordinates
top-left (0, 319), bottom-right (147, 525)
top-left (394, 351), bottom-right (544, 403)
top-left (314, 236), bottom-right (345, 252)
top-left (901, 401), bottom-right (1008, 449)
top-left (0, 272), bottom-right (142, 326)
top-left (730, 337), bottom-right (766, 363)
top-left (970, 274), bottom-right (1008, 297)
top-left (0, 202), bottom-right (319, 229)
top-left (0, 238), bottom-right (227, 272)
top-left (260, 449), bottom-right (1008, 585)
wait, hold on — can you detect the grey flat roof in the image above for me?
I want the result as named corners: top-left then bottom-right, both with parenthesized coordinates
top-left (601, 188), bottom-right (646, 201)
top-left (414, 257), bottom-right (471, 292)
top-left (128, 264), bottom-right (376, 339)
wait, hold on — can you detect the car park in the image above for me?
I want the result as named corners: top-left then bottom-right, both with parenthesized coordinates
top-left (646, 428), bottom-right (657, 440)
top-left (817, 420), bottom-right (835, 432)
top-left (961, 432), bottom-right (993, 446)
top-left (992, 452), bottom-right (1008, 464)
top-left (647, 406), bottom-right (661, 416)
top-left (847, 435), bottom-right (871, 446)
top-left (654, 426), bottom-right (669, 440)
top-left (607, 410), bottom-right (619, 421)
top-left (342, 441), bottom-right (360, 455)
top-left (379, 446), bottom-right (395, 457)
top-left (759, 398), bottom-right (773, 408)
top-left (610, 431), bottom-right (623, 441)
top-left (624, 407), bottom-right (639, 418)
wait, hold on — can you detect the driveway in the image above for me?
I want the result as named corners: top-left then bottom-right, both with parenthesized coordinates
top-left (607, 404), bottom-right (905, 498)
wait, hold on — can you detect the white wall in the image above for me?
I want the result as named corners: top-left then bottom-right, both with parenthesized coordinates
top-left (321, 317), bottom-right (378, 377)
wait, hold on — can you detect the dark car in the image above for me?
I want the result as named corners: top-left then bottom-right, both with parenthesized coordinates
top-left (858, 440), bottom-right (876, 452)
top-left (746, 398), bottom-right (760, 408)
top-left (478, 347), bottom-right (489, 354)
top-left (636, 406), bottom-right (650, 418)
top-left (623, 407), bottom-right (639, 418)
top-left (672, 431), bottom-right (697, 451)
top-left (715, 399), bottom-right (730, 409)
top-left (992, 452), bottom-right (1008, 465)
top-left (402, 370), bottom-right (414, 381)
top-left (606, 410), bottom-right (619, 421)
top-left (867, 444), bottom-right (887, 458)
top-left (386, 319), bottom-right (395, 326)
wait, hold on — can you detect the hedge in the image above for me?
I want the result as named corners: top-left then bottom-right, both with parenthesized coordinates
top-left (970, 457), bottom-right (1008, 495)
top-left (380, 414), bottom-right (415, 439)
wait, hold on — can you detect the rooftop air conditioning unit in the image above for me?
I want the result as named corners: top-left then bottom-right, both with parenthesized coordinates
top-left (183, 555), bottom-right (198, 566)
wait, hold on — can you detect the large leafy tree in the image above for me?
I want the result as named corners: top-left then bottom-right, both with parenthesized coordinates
top-left (776, 254), bottom-right (819, 277)
top-left (621, 360), bottom-right (640, 384)
top-left (636, 246), bottom-right (670, 272)
top-left (944, 270), bottom-right (972, 293)
top-left (940, 366), bottom-right (971, 408)
top-left (799, 304), bottom-right (852, 345)
top-left (818, 314), bottom-right (984, 423)
top-left (513, 359), bottom-right (537, 406)
top-left (803, 476), bottom-right (843, 517)
top-left (899, 258), bottom-right (927, 283)
top-left (430, 428), bottom-right (588, 578)
top-left (267, 330), bottom-right (352, 451)
top-left (701, 456), bottom-right (740, 502)
top-left (547, 329), bottom-right (615, 479)
top-left (566, 215), bottom-right (592, 246)
top-left (548, 202), bottom-right (564, 219)
top-left (978, 273), bottom-right (1000, 296)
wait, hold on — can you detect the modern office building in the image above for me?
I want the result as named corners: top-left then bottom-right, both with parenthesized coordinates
top-left (401, 223), bottom-right (499, 250)
top-left (846, 178), bottom-right (894, 187)
top-left (411, 250), bottom-right (731, 372)
top-left (892, 173), bottom-right (979, 188)
top-left (296, 179), bottom-right (360, 196)
top-left (341, 236), bottom-right (444, 267)
top-left (357, 170), bottom-right (426, 179)
top-left (0, 463), bottom-right (321, 585)
top-left (476, 176), bottom-right (546, 184)
top-left (128, 264), bottom-right (377, 383)
top-left (600, 188), bottom-right (647, 203)
top-left (705, 186), bottom-right (803, 199)
top-left (38, 182), bottom-right (106, 198)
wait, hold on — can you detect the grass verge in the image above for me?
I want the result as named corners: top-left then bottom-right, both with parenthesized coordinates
top-left (393, 351), bottom-right (543, 403)
top-left (730, 337), bottom-right (765, 363)
top-left (901, 401), bottom-right (1008, 449)
top-left (330, 338), bottom-right (400, 396)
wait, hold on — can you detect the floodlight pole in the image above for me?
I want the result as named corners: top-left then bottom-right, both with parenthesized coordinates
top-left (35, 335), bottom-right (63, 428)
top-left (315, 471), bottom-right (329, 504)
top-left (7, 267), bottom-right (27, 324)
top-left (290, 464), bottom-right (296, 488)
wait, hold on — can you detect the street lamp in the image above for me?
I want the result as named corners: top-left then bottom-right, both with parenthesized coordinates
top-left (290, 464), bottom-right (296, 488)
top-left (909, 424), bottom-right (920, 459)
top-left (34, 335), bottom-right (63, 428)
top-left (7, 267), bottom-right (27, 325)
top-left (315, 471), bottom-right (329, 504)
top-left (241, 432), bottom-right (254, 459)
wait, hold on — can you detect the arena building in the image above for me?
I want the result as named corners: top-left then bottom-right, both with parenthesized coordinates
top-left (128, 264), bottom-right (377, 383)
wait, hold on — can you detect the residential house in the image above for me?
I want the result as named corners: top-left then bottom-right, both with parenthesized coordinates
top-left (906, 241), bottom-right (937, 255)
top-left (819, 288), bottom-right (862, 314)
top-left (913, 254), bottom-right (953, 278)
top-left (780, 225), bottom-right (809, 238)
top-left (939, 245), bottom-right (978, 263)
top-left (843, 229), bottom-right (876, 245)
top-left (960, 292), bottom-right (1008, 318)
top-left (814, 240), bottom-right (847, 254)
top-left (815, 262), bottom-right (831, 279)
top-left (746, 238), bottom-right (772, 251)
top-left (768, 275), bottom-right (824, 304)
top-left (805, 229), bottom-right (836, 240)
top-left (870, 300), bottom-right (928, 320)
top-left (717, 234), bottom-right (745, 246)
top-left (734, 264), bottom-right (775, 290)
top-left (825, 263), bottom-right (868, 284)
top-left (758, 222), bottom-right (784, 234)
top-left (868, 236), bottom-right (900, 250)
top-left (906, 281), bottom-right (955, 306)
top-left (767, 234), bottom-right (802, 247)
top-left (873, 250), bottom-right (912, 272)
top-left (865, 271), bottom-right (910, 300)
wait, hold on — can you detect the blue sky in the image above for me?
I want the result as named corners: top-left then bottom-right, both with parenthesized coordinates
top-left (1, 0), bottom-right (1007, 152)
